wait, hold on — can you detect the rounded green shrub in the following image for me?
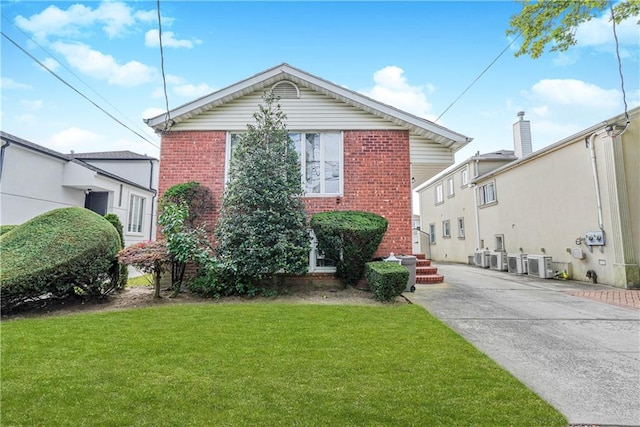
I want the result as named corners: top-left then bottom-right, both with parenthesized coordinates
top-left (0, 225), bottom-right (18, 236)
top-left (104, 213), bottom-right (128, 290)
top-left (0, 207), bottom-right (121, 310)
top-left (310, 211), bottom-right (388, 285)
top-left (365, 261), bottom-right (409, 302)
top-left (159, 181), bottom-right (214, 229)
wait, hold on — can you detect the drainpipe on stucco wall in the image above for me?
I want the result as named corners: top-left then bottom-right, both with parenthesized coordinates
top-left (0, 139), bottom-right (10, 181)
top-left (587, 132), bottom-right (604, 231)
top-left (471, 183), bottom-right (481, 250)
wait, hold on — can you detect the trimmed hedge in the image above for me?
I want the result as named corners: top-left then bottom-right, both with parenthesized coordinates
top-left (365, 261), bottom-right (409, 302)
top-left (0, 207), bottom-right (121, 310)
top-left (0, 225), bottom-right (18, 236)
top-left (310, 211), bottom-right (388, 285)
top-left (104, 213), bottom-right (128, 290)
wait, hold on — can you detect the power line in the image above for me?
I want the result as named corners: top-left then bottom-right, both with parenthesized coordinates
top-left (1, 32), bottom-right (159, 149)
top-left (156, 0), bottom-right (172, 132)
top-left (436, 33), bottom-right (521, 123)
top-left (607, 0), bottom-right (630, 137)
top-left (1, 15), bottom-right (159, 144)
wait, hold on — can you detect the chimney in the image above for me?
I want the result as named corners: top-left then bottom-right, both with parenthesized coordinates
top-left (513, 111), bottom-right (532, 158)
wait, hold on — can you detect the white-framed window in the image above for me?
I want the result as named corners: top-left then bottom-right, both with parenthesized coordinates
top-left (447, 177), bottom-right (455, 197)
top-left (435, 183), bottom-right (444, 204)
top-left (429, 223), bottom-right (436, 244)
top-left (457, 217), bottom-right (465, 239)
top-left (227, 131), bottom-right (343, 196)
top-left (478, 182), bottom-right (496, 206)
top-left (442, 220), bottom-right (451, 238)
top-left (461, 167), bottom-right (469, 187)
top-left (127, 194), bottom-right (145, 234)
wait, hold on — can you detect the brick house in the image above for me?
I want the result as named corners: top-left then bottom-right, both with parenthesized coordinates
top-left (145, 63), bottom-right (470, 270)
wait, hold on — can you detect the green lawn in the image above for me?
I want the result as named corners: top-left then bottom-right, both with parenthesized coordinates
top-left (1, 304), bottom-right (566, 426)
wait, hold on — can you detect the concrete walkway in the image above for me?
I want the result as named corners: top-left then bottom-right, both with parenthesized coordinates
top-left (404, 263), bottom-right (640, 426)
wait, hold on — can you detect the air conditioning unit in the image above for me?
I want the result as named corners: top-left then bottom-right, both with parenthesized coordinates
top-left (474, 250), bottom-right (490, 268)
top-left (489, 251), bottom-right (507, 271)
top-left (527, 255), bottom-right (553, 279)
top-left (507, 253), bottom-right (527, 274)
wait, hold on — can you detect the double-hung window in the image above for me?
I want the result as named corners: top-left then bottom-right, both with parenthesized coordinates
top-left (461, 168), bottom-right (469, 187)
top-left (435, 183), bottom-right (444, 204)
top-left (478, 182), bottom-right (496, 206)
top-left (227, 131), bottom-right (343, 196)
top-left (127, 194), bottom-right (145, 234)
top-left (447, 177), bottom-right (454, 197)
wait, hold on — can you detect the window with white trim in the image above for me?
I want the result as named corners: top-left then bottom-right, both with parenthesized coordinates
top-left (447, 177), bottom-right (454, 197)
top-left (457, 217), bottom-right (465, 238)
top-left (435, 183), bottom-right (443, 204)
top-left (227, 132), bottom-right (343, 196)
top-left (429, 223), bottom-right (436, 244)
top-left (461, 168), bottom-right (469, 187)
top-left (478, 182), bottom-right (496, 206)
top-left (442, 220), bottom-right (451, 238)
top-left (127, 194), bottom-right (145, 234)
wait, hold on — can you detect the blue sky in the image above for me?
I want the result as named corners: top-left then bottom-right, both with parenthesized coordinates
top-left (1, 1), bottom-right (639, 165)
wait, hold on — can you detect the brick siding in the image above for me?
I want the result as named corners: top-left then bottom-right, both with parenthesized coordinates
top-left (158, 129), bottom-right (413, 257)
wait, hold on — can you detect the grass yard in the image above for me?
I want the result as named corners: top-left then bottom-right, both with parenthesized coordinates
top-left (1, 303), bottom-right (566, 426)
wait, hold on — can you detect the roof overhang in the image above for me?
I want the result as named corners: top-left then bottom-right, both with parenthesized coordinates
top-left (145, 63), bottom-right (472, 151)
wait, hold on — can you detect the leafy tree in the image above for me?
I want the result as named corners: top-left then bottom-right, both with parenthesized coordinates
top-left (214, 92), bottom-right (310, 292)
top-left (507, 0), bottom-right (639, 58)
top-left (159, 181), bottom-right (214, 229)
top-left (158, 202), bottom-right (212, 296)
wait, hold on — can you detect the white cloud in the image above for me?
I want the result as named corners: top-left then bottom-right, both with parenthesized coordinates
top-left (20, 100), bottom-right (43, 111)
top-left (51, 41), bottom-right (156, 86)
top-left (576, 12), bottom-right (640, 48)
top-left (41, 57), bottom-right (61, 71)
top-left (173, 83), bottom-right (215, 98)
top-left (142, 107), bottom-right (165, 119)
top-left (49, 127), bottom-right (106, 153)
top-left (530, 79), bottom-right (619, 108)
top-left (14, 1), bottom-right (156, 41)
top-left (360, 66), bottom-right (435, 120)
top-left (0, 77), bottom-right (32, 90)
top-left (145, 29), bottom-right (201, 49)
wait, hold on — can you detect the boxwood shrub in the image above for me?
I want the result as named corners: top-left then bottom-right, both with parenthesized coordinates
top-left (365, 261), bottom-right (409, 302)
top-left (0, 225), bottom-right (17, 236)
top-left (0, 207), bottom-right (121, 310)
top-left (310, 211), bottom-right (388, 285)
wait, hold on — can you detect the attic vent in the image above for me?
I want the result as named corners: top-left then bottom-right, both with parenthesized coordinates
top-left (272, 81), bottom-right (299, 99)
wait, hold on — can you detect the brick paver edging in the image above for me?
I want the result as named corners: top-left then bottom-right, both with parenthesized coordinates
top-left (564, 290), bottom-right (640, 311)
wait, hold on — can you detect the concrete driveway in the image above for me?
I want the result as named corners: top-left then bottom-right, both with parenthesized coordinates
top-left (404, 263), bottom-right (640, 426)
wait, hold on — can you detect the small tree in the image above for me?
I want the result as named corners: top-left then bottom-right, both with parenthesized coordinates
top-left (214, 92), bottom-right (309, 293)
top-left (118, 240), bottom-right (169, 298)
top-left (159, 181), bottom-right (214, 229)
top-left (158, 202), bottom-right (212, 296)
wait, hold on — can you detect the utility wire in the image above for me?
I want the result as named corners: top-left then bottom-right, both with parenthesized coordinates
top-left (607, 0), bottom-right (630, 137)
top-left (1, 14), bottom-right (159, 144)
top-left (156, 0), bottom-right (172, 132)
top-left (436, 33), bottom-right (521, 123)
top-left (1, 32), bottom-right (160, 149)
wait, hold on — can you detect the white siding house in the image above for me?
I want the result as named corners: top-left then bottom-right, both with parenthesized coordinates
top-left (0, 132), bottom-right (158, 247)
top-left (417, 108), bottom-right (640, 289)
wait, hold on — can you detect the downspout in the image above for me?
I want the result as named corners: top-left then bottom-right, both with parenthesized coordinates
top-left (148, 160), bottom-right (157, 241)
top-left (0, 140), bottom-right (11, 181)
top-left (471, 183), bottom-right (481, 249)
top-left (587, 133), bottom-right (604, 231)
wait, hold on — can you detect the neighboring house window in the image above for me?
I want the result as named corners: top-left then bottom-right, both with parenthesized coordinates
top-left (447, 177), bottom-right (454, 197)
top-left (429, 223), bottom-right (436, 244)
top-left (457, 217), bottom-right (465, 239)
top-left (127, 194), bottom-right (145, 234)
top-left (435, 183), bottom-right (443, 204)
top-left (228, 131), bottom-right (342, 196)
top-left (461, 168), bottom-right (469, 187)
top-left (478, 182), bottom-right (496, 205)
top-left (442, 220), bottom-right (451, 238)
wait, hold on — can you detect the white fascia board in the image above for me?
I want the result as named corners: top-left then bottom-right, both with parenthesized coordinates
top-left (145, 63), bottom-right (472, 148)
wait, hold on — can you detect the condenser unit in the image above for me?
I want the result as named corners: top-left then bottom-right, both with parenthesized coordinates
top-left (489, 251), bottom-right (507, 271)
top-left (474, 250), bottom-right (490, 268)
top-left (507, 253), bottom-right (527, 274)
top-left (527, 255), bottom-right (553, 279)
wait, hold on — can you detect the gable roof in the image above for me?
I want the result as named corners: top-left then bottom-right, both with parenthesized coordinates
top-left (0, 131), bottom-right (153, 192)
top-left (144, 63), bottom-right (472, 151)
top-left (70, 150), bottom-right (157, 161)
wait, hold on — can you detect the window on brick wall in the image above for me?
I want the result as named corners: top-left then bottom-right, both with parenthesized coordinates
top-left (227, 132), bottom-right (343, 196)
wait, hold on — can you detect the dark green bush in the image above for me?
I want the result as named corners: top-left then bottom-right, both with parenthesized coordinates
top-left (159, 181), bottom-right (214, 229)
top-left (0, 225), bottom-right (18, 236)
top-left (365, 261), bottom-right (409, 302)
top-left (0, 207), bottom-right (121, 310)
top-left (104, 213), bottom-right (128, 290)
top-left (310, 211), bottom-right (388, 285)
